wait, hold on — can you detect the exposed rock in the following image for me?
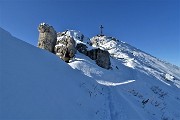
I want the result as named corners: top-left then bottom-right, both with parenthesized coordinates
top-left (76, 43), bottom-right (111, 69)
top-left (54, 36), bottom-right (76, 63)
top-left (87, 48), bottom-right (111, 69)
top-left (76, 43), bottom-right (88, 55)
top-left (37, 24), bottom-right (111, 68)
top-left (57, 30), bottom-right (68, 37)
top-left (96, 50), bottom-right (111, 69)
top-left (37, 23), bottom-right (57, 52)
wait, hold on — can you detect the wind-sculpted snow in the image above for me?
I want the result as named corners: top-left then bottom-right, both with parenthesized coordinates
top-left (0, 28), bottom-right (109, 120)
top-left (1, 27), bottom-right (180, 120)
top-left (70, 34), bottom-right (180, 120)
top-left (69, 52), bottom-right (180, 120)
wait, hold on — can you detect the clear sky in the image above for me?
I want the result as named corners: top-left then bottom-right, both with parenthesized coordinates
top-left (0, 0), bottom-right (180, 66)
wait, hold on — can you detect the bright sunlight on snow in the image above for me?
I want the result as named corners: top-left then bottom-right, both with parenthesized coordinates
top-left (1, 28), bottom-right (180, 120)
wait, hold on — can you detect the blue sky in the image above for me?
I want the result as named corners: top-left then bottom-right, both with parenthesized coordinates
top-left (0, 0), bottom-right (180, 66)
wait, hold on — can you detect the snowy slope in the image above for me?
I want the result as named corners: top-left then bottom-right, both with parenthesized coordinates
top-left (1, 28), bottom-right (180, 120)
top-left (69, 52), bottom-right (180, 120)
top-left (0, 28), bottom-right (110, 120)
top-left (90, 35), bottom-right (180, 88)
top-left (66, 31), bottom-right (180, 120)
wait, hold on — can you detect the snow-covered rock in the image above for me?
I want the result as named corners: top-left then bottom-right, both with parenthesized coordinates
top-left (55, 35), bottom-right (76, 62)
top-left (165, 73), bottom-right (174, 81)
top-left (55, 30), bottom-right (88, 63)
top-left (56, 29), bottom-right (111, 68)
top-left (76, 43), bottom-right (88, 55)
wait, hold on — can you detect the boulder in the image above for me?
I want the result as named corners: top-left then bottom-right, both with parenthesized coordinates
top-left (54, 36), bottom-right (76, 63)
top-left (76, 43), bottom-right (111, 69)
top-left (87, 48), bottom-right (111, 69)
top-left (37, 23), bottom-right (57, 53)
top-left (95, 49), bottom-right (111, 69)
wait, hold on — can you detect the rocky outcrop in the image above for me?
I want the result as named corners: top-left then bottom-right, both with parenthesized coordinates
top-left (37, 23), bottom-right (111, 69)
top-left (96, 50), bottom-right (111, 69)
top-left (76, 43), bottom-right (111, 69)
top-left (37, 23), bottom-right (57, 52)
top-left (88, 48), bottom-right (111, 69)
top-left (54, 35), bottom-right (76, 63)
top-left (76, 43), bottom-right (88, 55)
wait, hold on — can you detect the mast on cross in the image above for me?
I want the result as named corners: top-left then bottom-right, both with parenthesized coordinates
top-left (100, 25), bottom-right (104, 36)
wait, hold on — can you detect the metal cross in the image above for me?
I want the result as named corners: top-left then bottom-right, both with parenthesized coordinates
top-left (100, 25), bottom-right (104, 35)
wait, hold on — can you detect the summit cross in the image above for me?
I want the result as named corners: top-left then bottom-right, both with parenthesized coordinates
top-left (100, 25), bottom-right (104, 36)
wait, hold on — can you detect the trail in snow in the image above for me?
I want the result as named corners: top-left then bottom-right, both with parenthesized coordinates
top-left (107, 87), bottom-right (116, 120)
top-left (97, 80), bottom-right (135, 86)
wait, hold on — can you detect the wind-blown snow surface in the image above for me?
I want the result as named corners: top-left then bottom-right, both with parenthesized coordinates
top-left (0, 28), bottom-right (180, 120)
top-left (0, 28), bottom-right (108, 120)
top-left (68, 30), bottom-right (180, 120)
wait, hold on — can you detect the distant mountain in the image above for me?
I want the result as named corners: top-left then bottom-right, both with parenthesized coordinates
top-left (0, 27), bottom-right (180, 120)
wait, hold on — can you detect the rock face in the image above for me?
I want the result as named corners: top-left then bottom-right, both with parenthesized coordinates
top-left (96, 50), bottom-right (111, 69)
top-left (54, 34), bottom-right (76, 63)
top-left (76, 43), bottom-right (111, 69)
top-left (37, 23), bottom-right (57, 52)
top-left (88, 48), bottom-right (111, 69)
top-left (76, 43), bottom-right (88, 55)
top-left (37, 23), bottom-right (111, 69)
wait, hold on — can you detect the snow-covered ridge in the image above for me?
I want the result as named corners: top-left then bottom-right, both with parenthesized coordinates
top-left (57, 30), bottom-right (90, 45)
top-left (56, 29), bottom-right (180, 119)
top-left (90, 35), bottom-right (180, 88)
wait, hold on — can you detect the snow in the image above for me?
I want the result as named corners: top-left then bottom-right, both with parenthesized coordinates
top-left (1, 27), bottom-right (180, 120)
top-left (165, 73), bottom-right (174, 81)
top-left (0, 28), bottom-right (108, 120)
top-left (57, 30), bottom-right (93, 50)
top-left (97, 80), bottom-right (135, 86)
top-left (90, 35), bottom-right (180, 88)
top-left (70, 34), bottom-right (180, 120)
top-left (40, 22), bottom-right (49, 27)
top-left (55, 43), bottom-right (65, 47)
top-left (69, 52), bottom-right (180, 120)
top-left (40, 22), bottom-right (46, 25)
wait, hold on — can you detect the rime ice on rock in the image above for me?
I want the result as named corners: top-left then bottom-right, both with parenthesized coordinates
top-left (37, 23), bottom-right (57, 52)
